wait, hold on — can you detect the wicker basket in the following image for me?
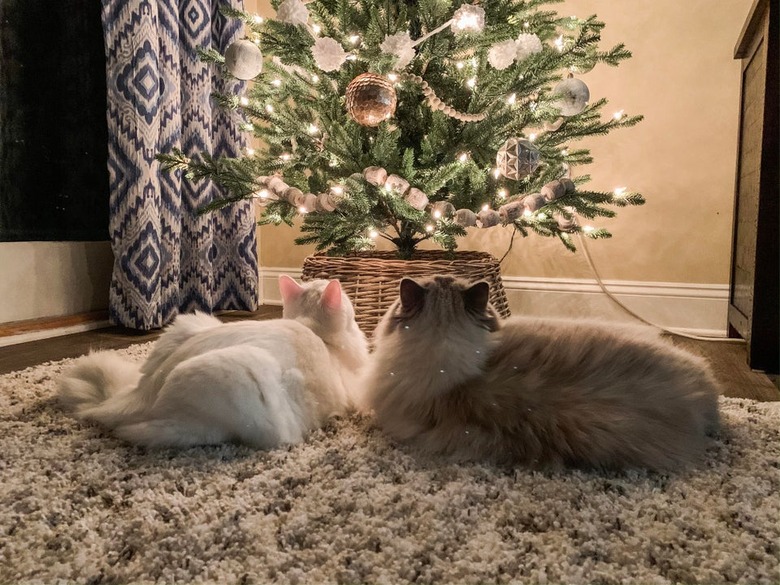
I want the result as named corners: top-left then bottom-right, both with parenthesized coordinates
top-left (301, 250), bottom-right (511, 335)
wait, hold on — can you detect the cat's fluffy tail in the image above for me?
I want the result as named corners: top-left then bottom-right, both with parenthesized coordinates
top-left (58, 351), bottom-right (144, 427)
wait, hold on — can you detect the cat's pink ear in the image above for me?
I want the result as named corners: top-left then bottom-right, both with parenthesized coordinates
top-left (400, 278), bottom-right (426, 311)
top-left (321, 279), bottom-right (343, 312)
top-left (463, 281), bottom-right (490, 313)
top-left (278, 275), bottom-right (304, 305)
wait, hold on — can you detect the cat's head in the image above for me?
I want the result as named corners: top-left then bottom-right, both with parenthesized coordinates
top-left (374, 275), bottom-right (500, 341)
top-left (278, 275), bottom-right (362, 339)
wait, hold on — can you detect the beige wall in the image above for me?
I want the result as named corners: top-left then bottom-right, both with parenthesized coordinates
top-left (247, 0), bottom-right (751, 286)
top-left (0, 242), bottom-right (113, 323)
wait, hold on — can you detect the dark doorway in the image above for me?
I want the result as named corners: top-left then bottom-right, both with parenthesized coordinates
top-left (0, 0), bottom-right (109, 241)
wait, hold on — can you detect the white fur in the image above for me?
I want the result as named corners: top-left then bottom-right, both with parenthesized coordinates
top-left (58, 277), bottom-right (368, 448)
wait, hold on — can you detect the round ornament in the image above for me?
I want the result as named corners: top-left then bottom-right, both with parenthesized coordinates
top-left (495, 137), bottom-right (540, 181)
top-left (451, 4), bottom-right (486, 35)
top-left (312, 37), bottom-right (347, 72)
top-left (276, 0), bottom-right (309, 26)
top-left (224, 40), bottom-right (263, 80)
top-left (553, 77), bottom-right (590, 116)
top-left (515, 33), bottom-right (543, 61)
top-left (488, 39), bottom-right (518, 70)
top-left (345, 73), bottom-right (397, 127)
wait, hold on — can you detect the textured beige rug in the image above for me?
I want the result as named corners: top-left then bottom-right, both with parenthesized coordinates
top-left (1, 343), bottom-right (779, 585)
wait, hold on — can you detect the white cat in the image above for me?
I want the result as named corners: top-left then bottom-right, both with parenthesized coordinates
top-left (363, 275), bottom-right (721, 471)
top-left (58, 276), bottom-right (368, 448)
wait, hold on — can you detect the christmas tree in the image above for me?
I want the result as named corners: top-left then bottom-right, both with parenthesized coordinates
top-left (159, 0), bottom-right (644, 260)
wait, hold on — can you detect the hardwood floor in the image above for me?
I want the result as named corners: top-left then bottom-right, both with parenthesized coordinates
top-left (1, 307), bottom-right (778, 401)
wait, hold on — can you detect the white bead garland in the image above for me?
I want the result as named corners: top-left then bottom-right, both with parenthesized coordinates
top-left (402, 73), bottom-right (488, 123)
top-left (254, 168), bottom-right (578, 234)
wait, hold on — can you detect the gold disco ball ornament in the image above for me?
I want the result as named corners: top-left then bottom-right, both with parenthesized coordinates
top-left (345, 73), bottom-right (397, 127)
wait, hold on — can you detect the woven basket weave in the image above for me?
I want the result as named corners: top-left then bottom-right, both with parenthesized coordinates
top-left (301, 250), bottom-right (511, 335)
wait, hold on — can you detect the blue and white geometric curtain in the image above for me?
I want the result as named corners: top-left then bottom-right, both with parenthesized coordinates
top-left (102, 0), bottom-right (258, 330)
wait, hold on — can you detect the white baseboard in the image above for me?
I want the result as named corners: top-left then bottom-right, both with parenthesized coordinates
top-left (260, 267), bottom-right (729, 337)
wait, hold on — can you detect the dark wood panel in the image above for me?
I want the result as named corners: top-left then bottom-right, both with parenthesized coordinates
top-left (728, 0), bottom-right (779, 374)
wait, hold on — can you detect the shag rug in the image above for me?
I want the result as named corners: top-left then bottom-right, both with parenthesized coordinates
top-left (1, 344), bottom-right (779, 585)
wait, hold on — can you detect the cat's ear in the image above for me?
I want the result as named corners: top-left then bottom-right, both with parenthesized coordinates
top-left (463, 281), bottom-right (490, 313)
top-left (321, 279), bottom-right (343, 312)
top-left (278, 275), bottom-right (304, 305)
top-left (399, 278), bottom-right (426, 311)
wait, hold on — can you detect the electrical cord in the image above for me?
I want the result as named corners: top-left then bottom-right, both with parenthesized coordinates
top-left (576, 233), bottom-right (744, 344)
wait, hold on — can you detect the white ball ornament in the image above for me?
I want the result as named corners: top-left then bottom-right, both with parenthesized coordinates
top-left (452, 4), bottom-right (486, 35)
top-left (380, 31), bottom-right (415, 69)
top-left (488, 39), bottom-right (519, 70)
top-left (515, 33), bottom-right (543, 61)
top-left (312, 37), bottom-right (348, 72)
top-left (496, 137), bottom-right (540, 181)
top-left (224, 40), bottom-right (263, 80)
top-left (553, 77), bottom-right (590, 116)
top-left (276, 0), bottom-right (309, 26)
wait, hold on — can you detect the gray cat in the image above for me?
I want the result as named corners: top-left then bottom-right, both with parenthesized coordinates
top-left (362, 275), bottom-right (721, 471)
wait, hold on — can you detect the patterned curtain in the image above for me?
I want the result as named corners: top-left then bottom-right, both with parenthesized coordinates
top-left (102, 0), bottom-right (258, 330)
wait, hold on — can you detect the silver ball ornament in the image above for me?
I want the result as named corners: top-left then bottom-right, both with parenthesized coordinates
top-left (224, 40), bottom-right (263, 80)
top-left (553, 77), bottom-right (590, 116)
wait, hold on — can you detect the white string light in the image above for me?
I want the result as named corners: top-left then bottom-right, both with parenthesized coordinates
top-left (307, 124), bottom-right (319, 135)
top-left (613, 187), bottom-right (627, 198)
top-left (613, 110), bottom-right (625, 120)
top-left (506, 93), bottom-right (517, 105)
top-left (280, 153), bottom-right (291, 161)
top-left (425, 224), bottom-right (434, 233)
top-left (458, 152), bottom-right (469, 163)
top-left (311, 24), bottom-right (321, 34)
top-left (433, 209), bottom-right (442, 219)
top-left (246, 147), bottom-right (255, 156)
top-left (554, 35), bottom-right (564, 51)
top-left (349, 34), bottom-right (360, 44)
top-left (239, 97), bottom-right (250, 106)
top-left (253, 15), bottom-right (263, 24)
top-left (265, 104), bottom-right (274, 113)
top-left (271, 79), bottom-right (282, 87)
top-left (298, 205), bottom-right (308, 214)
top-left (497, 189), bottom-right (508, 199)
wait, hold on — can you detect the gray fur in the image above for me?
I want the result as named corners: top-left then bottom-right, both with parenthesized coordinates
top-left (362, 275), bottom-right (721, 471)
